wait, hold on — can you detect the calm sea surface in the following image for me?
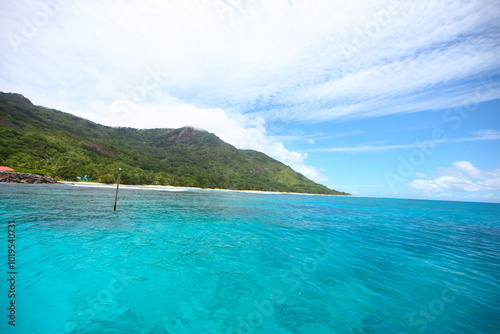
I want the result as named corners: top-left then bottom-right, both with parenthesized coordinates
top-left (1, 183), bottom-right (499, 334)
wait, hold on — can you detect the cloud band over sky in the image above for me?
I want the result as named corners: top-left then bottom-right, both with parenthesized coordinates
top-left (1, 0), bottom-right (499, 186)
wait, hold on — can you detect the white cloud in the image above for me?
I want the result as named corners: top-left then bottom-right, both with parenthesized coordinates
top-left (1, 0), bottom-right (499, 186)
top-left (408, 177), bottom-right (483, 193)
top-left (407, 161), bottom-right (500, 193)
top-left (311, 130), bottom-right (500, 153)
top-left (1, 0), bottom-right (499, 123)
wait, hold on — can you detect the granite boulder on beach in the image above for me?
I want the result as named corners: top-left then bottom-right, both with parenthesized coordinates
top-left (0, 171), bottom-right (59, 184)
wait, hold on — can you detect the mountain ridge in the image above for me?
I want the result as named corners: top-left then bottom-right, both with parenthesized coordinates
top-left (0, 92), bottom-right (349, 195)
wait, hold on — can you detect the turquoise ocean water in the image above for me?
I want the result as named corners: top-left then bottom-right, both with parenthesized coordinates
top-left (1, 183), bottom-right (499, 334)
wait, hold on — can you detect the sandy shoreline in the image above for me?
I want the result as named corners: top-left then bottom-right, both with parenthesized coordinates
top-left (59, 181), bottom-right (351, 197)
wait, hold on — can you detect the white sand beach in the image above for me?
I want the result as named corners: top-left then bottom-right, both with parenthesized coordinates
top-left (59, 181), bottom-right (347, 196)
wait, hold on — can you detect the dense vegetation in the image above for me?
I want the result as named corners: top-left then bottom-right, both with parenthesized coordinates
top-left (0, 92), bottom-right (349, 195)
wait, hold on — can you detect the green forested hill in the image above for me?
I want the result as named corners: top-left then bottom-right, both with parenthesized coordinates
top-left (0, 92), bottom-right (349, 195)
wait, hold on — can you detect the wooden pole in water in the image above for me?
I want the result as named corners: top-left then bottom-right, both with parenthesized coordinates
top-left (113, 168), bottom-right (122, 211)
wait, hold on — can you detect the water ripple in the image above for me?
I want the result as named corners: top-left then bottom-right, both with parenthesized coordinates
top-left (1, 184), bottom-right (499, 333)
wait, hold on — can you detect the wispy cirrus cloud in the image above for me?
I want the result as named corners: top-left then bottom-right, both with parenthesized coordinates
top-left (1, 0), bottom-right (499, 122)
top-left (1, 0), bottom-right (499, 183)
top-left (310, 130), bottom-right (500, 153)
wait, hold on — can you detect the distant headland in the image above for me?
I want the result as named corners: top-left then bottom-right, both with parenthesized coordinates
top-left (0, 92), bottom-right (350, 196)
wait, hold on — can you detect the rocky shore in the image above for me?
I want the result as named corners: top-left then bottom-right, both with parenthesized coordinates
top-left (0, 171), bottom-right (60, 184)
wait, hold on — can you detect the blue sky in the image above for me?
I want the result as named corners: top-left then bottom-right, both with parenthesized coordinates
top-left (1, 0), bottom-right (499, 202)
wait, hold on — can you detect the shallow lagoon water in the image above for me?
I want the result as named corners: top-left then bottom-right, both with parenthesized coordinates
top-left (1, 183), bottom-right (499, 333)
